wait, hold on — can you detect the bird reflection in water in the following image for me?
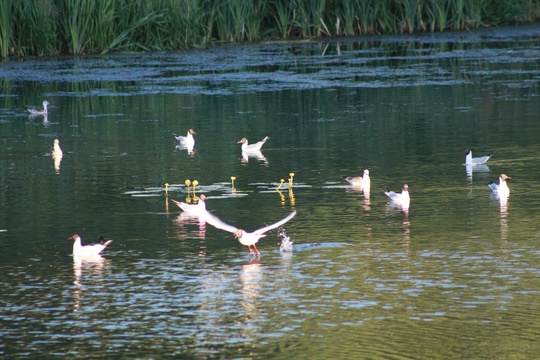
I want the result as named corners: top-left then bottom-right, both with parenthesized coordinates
top-left (240, 260), bottom-right (263, 340)
top-left (402, 215), bottom-right (411, 247)
top-left (498, 197), bottom-right (509, 242)
top-left (175, 143), bottom-right (196, 157)
top-left (175, 212), bottom-right (207, 240)
top-left (465, 163), bottom-right (490, 180)
top-left (240, 151), bottom-right (268, 165)
top-left (73, 256), bottom-right (108, 313)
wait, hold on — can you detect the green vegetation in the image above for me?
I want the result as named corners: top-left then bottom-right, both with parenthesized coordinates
top-left (1, 0), bottom-right (538, 57)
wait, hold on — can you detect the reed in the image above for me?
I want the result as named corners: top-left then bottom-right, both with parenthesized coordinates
top-left (12, 0), bottom-right (58, 56)
top-left (60, 0), bottom-right (95, 54)
top-left (0, 0), bottom-right (10, 57)
top-left (1, 0), bottom-right (538, 57)
top-left (270, 0), bottom-right (294, 39)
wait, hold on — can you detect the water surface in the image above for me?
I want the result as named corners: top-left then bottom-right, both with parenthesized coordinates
top-left (1, 25), bottom-right (540, 359)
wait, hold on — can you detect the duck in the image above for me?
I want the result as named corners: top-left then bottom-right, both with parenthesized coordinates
top-left (68, 234), bottom-right (113, 258)
top-left (385, 184), bottom-right (410, 209)
top-left (465, 149), bottom-right (492, 165)
top-left (343, 169), bottom-right (370, 192)
top-left (51, 139), bottom-right (63, 157)
top-left (173, 129), bottom-right (196, 148)
top-left (26, 100), bottom-right (49, 115)
top-left (489, 174), bottom-right (511, 198)
top-left (237, 136), bottom-right (269, 153)
top-left (202, 210), bottom-right (297, 256)
top-left (171, 194), bottom-right (207, 215)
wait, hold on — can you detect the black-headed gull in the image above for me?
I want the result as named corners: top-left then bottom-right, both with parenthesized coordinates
top-left (343, 169), bottom-right (370, 192)
top-left (489, 174), bottom-right (511, 198)
top-left (51, 139), bottom-right (63, 157)
top-left (26, 100), bottom-right (49, 115)
top-left (385, 184), bottom-right (410, 209)
top-left (465, 149), bottom-right (492, 165)
top-left (69, 234), bottom-right (113, 258)
top-left (202, 210), bottom-right (296, 256)
top-left (174, 129), bottom-right (196, 147)
top-left (171, 194), bottom-right (207, 215)
top-left (237, 136), bottom-right (269, 153)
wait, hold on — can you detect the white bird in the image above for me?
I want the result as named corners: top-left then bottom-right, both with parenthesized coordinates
top-left (385, 184), bottom-right (410, 209)
top-left (237, 136), bottom-right (269, 153)
top-left (171, 194), bottom-right (207, 215)
top-left (51, 139), bottom-right (63, 157)
top-left (68, 234), bottom-right (113, 258)
top-left (202, 210), bottom-right (297, 256)
top-left (465, 149), bottom-right (492, 165)
top-left (174, 129), bottom-right (196, 148)
top-left (489, 174), bottom-right (511, 198)
top-left (26, 100), bottom-right (49, 115)
top-left (343, 169), bottom-right (370, 192)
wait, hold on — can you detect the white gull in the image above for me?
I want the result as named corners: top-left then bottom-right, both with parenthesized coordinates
top-left (385, 184), bottom-right (410, 209)
top-left (27, 100), bottom-right (49, 115)
top-left (202, 210), bottom-right (296, 256)
top-left (489, 174), bottom-right (511, 198)
top-left (465, 149), bottom-right (492, 165)
top-left (238, 136), bottom-right (269, 153)
top-left (69, 234), bottom-right (113, 258)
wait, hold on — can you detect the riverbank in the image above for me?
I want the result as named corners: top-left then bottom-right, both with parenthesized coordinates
top-left (1, 0), bottom-right (539, 57)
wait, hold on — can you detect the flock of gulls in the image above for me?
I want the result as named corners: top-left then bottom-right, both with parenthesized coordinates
top-left (27, 100), bottom-right (510, 260)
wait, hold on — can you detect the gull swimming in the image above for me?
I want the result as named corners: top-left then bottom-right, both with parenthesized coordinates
top-left (174, 129), bottom-right (196, 148)
top-left (489, 174), bottom-right (511, 198)
top-left (26, 100), bottom-right (49, 115)
top-left (51, 139), bottom-right (63, 157)
top-left (237, 136), bottom-right (269, 153)
top-left (171, 194), bottom-right (207, 215)
top-left (465, 149), bottom-right (492, 165)
top-left (343, 169), bottom-right (370, 192)
top-left (385, 184), bottom-right (410, 209)
top-left (202, 210), bottom-right (297, 256)
top-left (68, 234), bottom-right (113, 258)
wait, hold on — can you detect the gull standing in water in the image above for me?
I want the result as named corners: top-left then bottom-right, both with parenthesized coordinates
top-left (385, 184), bottom-right (410, 210)
top-left (489, 174), bottom-right (511, 199)
top-left (465, 149), bottom-right (492, 165)
top-left (343, 169), bottom-right (370, 193)
top-left (237, 136), bottom-right (269, 153)
top-left (68, 234), bottom-right (113, 258)
top-left (26, 100), bottom-right (49, 115)
top-left (202, 210), bottom-right (297, 256)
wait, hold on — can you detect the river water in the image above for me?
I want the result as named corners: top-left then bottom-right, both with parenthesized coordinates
top-left (1, 25), bottom-right (540, 359)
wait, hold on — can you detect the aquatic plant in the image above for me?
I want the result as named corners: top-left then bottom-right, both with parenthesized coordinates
top-left (0, 0), bottom-right (10, 57)
top-left (1, 0), bottom-right (538, 57)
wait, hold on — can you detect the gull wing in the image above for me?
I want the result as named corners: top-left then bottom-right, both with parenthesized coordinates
top-left (253, 211), bottom-right (297, 235)
top-left (201, 211), bottom-right (239, 234)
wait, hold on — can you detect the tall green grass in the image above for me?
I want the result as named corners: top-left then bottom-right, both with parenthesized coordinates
top-left (0, 0), bottom-right (11, 57)
top-left (1, 0), bottom-right (538, 57)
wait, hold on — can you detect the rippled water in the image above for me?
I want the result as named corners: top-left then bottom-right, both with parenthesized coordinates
top-left (1, 25), bottom-right (540, 359)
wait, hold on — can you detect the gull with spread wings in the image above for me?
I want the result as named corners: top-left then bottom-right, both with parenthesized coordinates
top-left (202, 209), bottom-right (296, 256)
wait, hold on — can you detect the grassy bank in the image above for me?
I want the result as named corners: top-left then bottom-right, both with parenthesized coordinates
top-left (1, 0), bottom-right (539, 57)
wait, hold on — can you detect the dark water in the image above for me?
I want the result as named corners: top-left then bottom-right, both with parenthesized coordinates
top-left (1, 25), bottom-right (540, 359)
